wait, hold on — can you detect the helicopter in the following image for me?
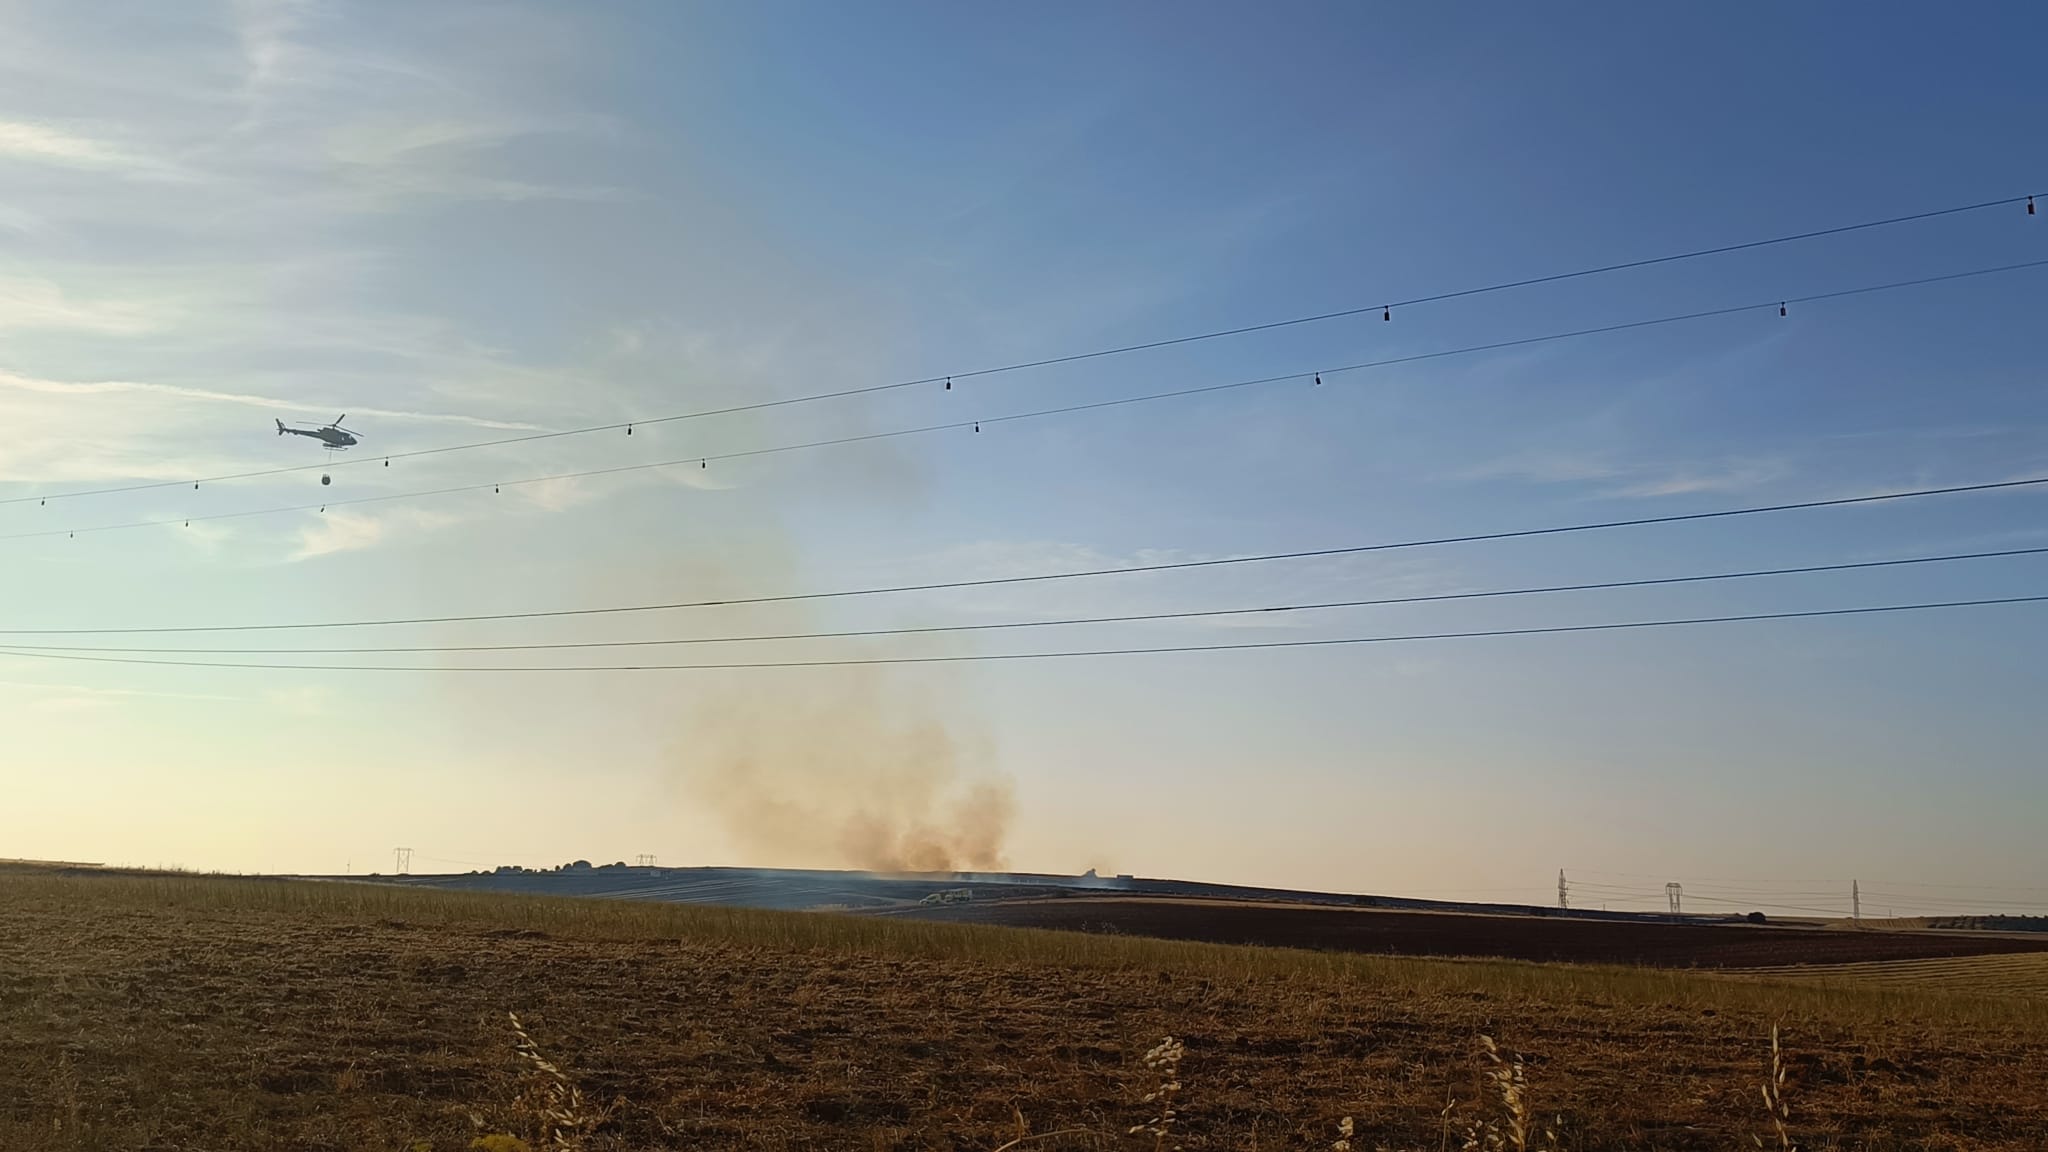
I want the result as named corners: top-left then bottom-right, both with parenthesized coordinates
top-left (277, 415), bottom-right (362, 486)
top-left (277, 414), bottom-right (360, 449)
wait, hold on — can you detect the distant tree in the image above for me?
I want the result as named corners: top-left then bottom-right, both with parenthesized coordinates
top-left (1746, 911), bottom-right (1768, 924)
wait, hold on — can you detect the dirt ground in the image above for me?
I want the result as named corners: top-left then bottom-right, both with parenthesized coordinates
top-left (5, 887), bottom-right (2048, 1151)
top-left (901, 897), bottom-right (2048, 968)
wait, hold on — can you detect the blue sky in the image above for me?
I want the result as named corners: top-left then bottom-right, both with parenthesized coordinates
top-left (2, 3), bottom-right (2045, 914)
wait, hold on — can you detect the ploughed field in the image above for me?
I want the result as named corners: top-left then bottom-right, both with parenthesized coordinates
top-left (1739, 952), bottom-right (2048, 998)
top-left (901, 896), bottom-right (2048, 968)
top-left (5, 872), bottom-right (2048, 1151)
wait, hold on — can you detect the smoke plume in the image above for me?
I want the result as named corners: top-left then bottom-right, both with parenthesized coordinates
top-left (674, 667), bottom-right (1014, 873)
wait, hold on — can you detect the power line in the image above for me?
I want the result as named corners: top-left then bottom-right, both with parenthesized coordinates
top-left (13, 257), bottom-right (2046, 547)
top-left (1567, 867), bottom-right (1854, 886)
top-left (1576, 884), bottom-right (2044, 916)
top-left (1571, 868), bottom-right (2048, 900)
top-left (6, 191), bottom-right (2039, 507)
top-left (8, 544), bottom-right (2040, 655)
top-left (1568, 883), bottom-right (1852, 916)
top-left (10, 259), bottom-right (2044, 547)
top-left (0, 592), bottom-right (2041, 672)
top-left (1858, 892), bottom-right (2048, 911)
top-left (1860, 878), bottom-right (2048, 893)
top-left (1571, 878), bottom-right (1846, 895)
top-left (1653, 893), bottom-right (1851, 916)
top-left (1574, 881), bottom-right (1851, 898)
top-left (415, 853), bottom-right (490, 869)
top-left (5, 473), bottom-right (2043, 637)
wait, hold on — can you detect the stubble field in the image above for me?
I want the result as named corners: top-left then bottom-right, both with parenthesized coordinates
top-left (3, 870), bottom-right (2047, 1151)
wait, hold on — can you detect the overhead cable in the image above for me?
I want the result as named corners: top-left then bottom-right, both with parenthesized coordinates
top-left (10, 258), bottom-right (2047, 547)
top-left (6, 544), bottom-right (2041, 654)
top-left (1856, 891), bottom-right (2048, 911)
top-left (5, 192), bottom-right (2039, 507)
top-left (4, 472), bottom-right (2046, 637)
top-left (0, 592), bottom-right (2041, 672)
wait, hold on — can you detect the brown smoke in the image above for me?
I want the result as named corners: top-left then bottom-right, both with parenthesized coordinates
top-left (614, 392), bottom-right (1011, 875)
top-left (673, 667), bottom-right (1014, 873)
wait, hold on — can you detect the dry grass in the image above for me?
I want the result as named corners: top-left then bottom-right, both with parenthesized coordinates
top-left (5, 869), bottom-right (2048, 1150)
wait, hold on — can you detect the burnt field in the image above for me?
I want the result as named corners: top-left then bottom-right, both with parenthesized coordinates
top-left (900, 896), bottom-right (2048, 968)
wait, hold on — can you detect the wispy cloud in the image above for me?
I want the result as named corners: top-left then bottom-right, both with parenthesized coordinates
top-left (263, 683), bottom-right (334, 716)
top-left (169, 518), bottom-right (238, 557)
top-left (1603, 457), bottom-right (1790, 499)
top-left (28, 694), bottom-right (114, 713)
top-left (315, 96), bottom-right (626, 208)
top-left (0, 677), bottom-right (240, 704)
top-left (0, 369), bottom-right (544, 431)
top-left (0, 201), bottom-right (47, 236)
top-left (289, 507), bottom-right (459, 560)
top-left (1458, 449), bottom-right (1621, 486)
top-left (0, 118), bottom-right (185, 179)
top-left (333, 168), bottom-right (629, 208)
top-left (0, 6), bottom-right (692, 551)
top-left (0, 119), bottom-right (121, 164)
top-left (0, 275), bottom-right (175, 334)
top-left (510, 475), bottom-right (607, 511)
top-left (233, 0), bottom-right (316, 124)
top-left (326, 114), bottom-right (616, 167)
top-left (1460, 446), bottom-right (1791, 501)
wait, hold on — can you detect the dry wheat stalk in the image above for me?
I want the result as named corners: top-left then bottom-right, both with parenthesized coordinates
top-left (1754, 1025), bottom-right (1796, 1151)
top-left (505, 1012), bottom-right (597, 1151)
top-left (1461, 1036), bottom-right (1559, 1152)
top-left (1128, 1036), bottom-right (1186, 1152)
